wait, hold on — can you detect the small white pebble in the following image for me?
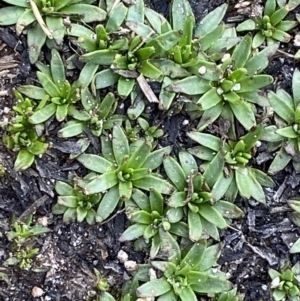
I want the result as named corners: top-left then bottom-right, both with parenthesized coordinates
top-left (117, 250), bottom-right (129, 263)
top-left (32, 286), bottom-right (44, 297)
top-left (124, 260), bottom-right (138, 271)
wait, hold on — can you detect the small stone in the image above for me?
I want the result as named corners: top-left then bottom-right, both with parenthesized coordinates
top-left (124, 260), bottom-right (138, 271)
top-left (32, 286), bottom-right (44, 297)
top-left (37, 216), bottom-right (48, 227)
top-left (117, 250), bottom-right (129, 263)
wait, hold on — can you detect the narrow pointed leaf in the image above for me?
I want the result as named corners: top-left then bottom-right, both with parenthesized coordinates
top-left (29, 103), bottom-right (56, 124)
top-left (77, 154), bottom-right (114, 173)
top-left (119, 224), bottom-right (148, 242)
top-left (133, 175), bottom-right (175, 194)
top-left (163, 156), bottom-right (186, 191)
top-left (112, 125), bottom-right (129, 166)
top-left (14, 149), bottom-right (35, 170)
top-left (137, 278), bottom-right (171, 298)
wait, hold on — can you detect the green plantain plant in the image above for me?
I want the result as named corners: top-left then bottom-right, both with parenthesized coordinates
top-left (269, 262), bottom-right (300, 301)
top-left (75, 124), bottom-right (174, 221)
top-left (52, 176), bottom-right (102, 225)
top-left (136, 231), bottom-right (232, 300)
top-left (236, 0), bottom-right (300, 48)
top-left (4, 246), bottom-right (40, 270)
top-left (163, 151), bottom-right (243, 241)
top-left (7, 214), bottom-right (50, 245)
top-left (57, 92), bottom-right (123, 138)
top-left (169, 35), bottom-right (276, 135)
top-left (187, 125), bottom-right (275, 203)
top-left (0, 0), bottom-right (106, 63)
top-left (212, 288), bottom-right (245, 301)
top-left (17, 49), bottom-right (97, 124)
top-left (2, 91), bottom-right (48, 170)
top-left (120, 188), bottom-right (188, 259)
top-left (261, 68), bottom-right (300, 174)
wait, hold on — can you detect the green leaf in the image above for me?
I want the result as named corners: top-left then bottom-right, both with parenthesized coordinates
top-left (171, 0), bottom-right (194, 31)
top-left (197, 103), bottom-right (223, 131)
top-left (178, 286), bottom-right (197, 301)
top-left (276, 20), bottom-right (297, 31)
top-left (251, 168), bottom-right (275, 187)
top-left (0, 7), bottom-right (25, 26)
top-left (232, 35), bottom-right (252, 68)
top-left (126, 141), bottom-right (151, 169)
top-left (58, 122), bottom-right (85, 138)
top-left (63, 208), bottom-right (77, 223)
top-left (106, 2), bottom-right (128, 32)
top-left (293, 68), bottom-right (300, 107)
top-left (80, 50), bottom-right (117, 65)
top-left (146, 30), bottom-right (182, 55)
top-left (133, 175), bottom-right (175, 194)
top-left (211, 173), bottom-right (233, 201)
top-left (195, 3), bottom-right (228, 37)
top-left (166, 76), bottom-right (210, 95)
top-left (16, 8), bottom-right (35, 34)
top-left (199, 24), bottom-right (225, 51)
top-left (196, 242), bottom-right (223, 271)
top-left (276, 126), bottom-right (298, 138)
top-left (168, 192), bottom-right (186, 208)
top-left (252, 32), bottom-right (265, 48)
top-left (197, 87), bottom-right (222, 110)
top-left (235, 168), bottom-right (252, 199)
top-left (52, 203), bottom-right (67, 215)
top-left (268, 147), bottom-right (291, 174)
top-left (272, 29), bottom-right (291, 43)
top-left (98, 292), bottom-right (117, 301)
top-left (76, 62), bottom-right (98, 89)
top-left (27, 140), bottom-right (48, 155)
top-left (163, 156), bottom-right (186, 191)
top-left (59, 4), bottom-right (107, 22)
top-left (191, 275), bottom-right (232, 293)
top-left (229, 101), bottom-right (256, 130)
top-left (188, 210), bottom-right (202, 242)
top-left (80, 172), bottom-right (118, 194)
top-left (264, 0), bottom-right (276, 16)
top-left (159, 228), bottom-right (181, 263)
top-left (143, 146), bottom-right (172, 170)
top-left (27, 25), bottom-right (46, 64)
top-left (150, 189), bottom-right (164, 216)
top-left (214, 201), bottom-right (244, 219)
top-left (58, 196), bottom-right (78, 208)
top-left (290, 238), bottom-right (300, 254)
top-left (241, 124), bottom-right (263, 151)
top-left (137, 278), bottom-right (171, 298)
top-left (270, 6), bottom-right (288, 26)
top-left (132, 189), bottom-right (151, 212)
top-left (236, 19), bottom-right (256, 32)
top-left (14, 149), bottom-right (35, 170)
top-left (112, 125), bottom-right (129, 166)
top-left (187, 132), bottom-right (222, 152)
top-left (268, 91), bottom-right (294, 122)
top-left (29, 103), bottom-right (57, 124)
top-left (77, 208), bottom-right (88, 222)
top-left (181, 240), bottom-right (206, 269)
top-left (56, 104), bottom-right (68, 122)
top-left (203, 151), bottom-right (225, 187)
top-left (199, 204), bottom-right (227, 229)
top-left (130, 210), bottom-right (152, 224)
top-left (17, 85), bottom-right (47, 99)
top-left (119, 224), bottom-right (148, 242)
top-left (248, 171), bottom-right (266, 203)
top-left (46, 16), bottom-right (64, 45)
top-left (55, 181), bottom-right (74, 196)
top-left (239, 75), bottom-right (273, 93)
top-left (244, 43), bottom-right (279, 75)
top-left (179, 151), bottom-right (198, 177)
top-left (96, 185), bottom-right (120, 222)
top-left (119, 180), bottom-right (133, 200)
top-left (127, 0), bottom-right (144, 23)
top-left (77, 154), bottom-right (114, 173)
top-left (37, 72), bottom-right (60, 98)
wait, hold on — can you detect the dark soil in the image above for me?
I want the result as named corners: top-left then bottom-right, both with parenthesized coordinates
top-left (1, 0), bottom-right (300, 300)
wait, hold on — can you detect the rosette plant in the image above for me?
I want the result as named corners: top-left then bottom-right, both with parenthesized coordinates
top-left (0, 0), bottom-right (106, 63)
top-left (187, 125), bottom-right (275, 203)
top-left (236, 0), bottom-right (300, 48)
top-left (163, 152), bottom-right (243, 241)
top-left (76, 124), bottom-right (174, 218)
top-left (52, 178), bottom-right (101, 224)
top-left (136, 231), bottom-right (232, 300)
top-left (168, 35), bottom-right (276, 135)
top-left (120, 189), bottom-right (188, 259)
top-left (261, 69), bottom-right (300, 174)
top-left (2, 91), bottom-right (48, 170)
top-left (269, 263), bottom-right (300, 301)
top-left (57, 92), bottom-right (123, 138)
